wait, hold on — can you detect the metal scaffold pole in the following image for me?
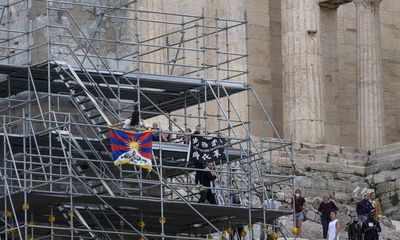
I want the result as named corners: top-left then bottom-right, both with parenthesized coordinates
top-left (0, 1), bottom-right (294, 239)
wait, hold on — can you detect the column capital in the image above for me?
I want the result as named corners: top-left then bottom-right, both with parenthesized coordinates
top-left (353, 0), bottom-right (382, 6)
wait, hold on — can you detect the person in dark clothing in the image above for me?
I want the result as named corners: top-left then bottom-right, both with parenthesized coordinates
top-left (293, 189), bottom-right (306, 238)
top-left (194, 160), bottom-right (204, 185)
top-left (198, 161), bottom-right (217, 204)
top-left (318, 195), bottom-right (339, 239)
top-left (357, 193), bottom-right (373, 223)
top-left (193, 124), bottom-right (201, 135)
top-left (362, 212), bottom-right (381, 240)
top-left (348, 216), bottom-right (362, 240)
top-left (191, 127), bottom-right (204, 185)
top-left (152, 122), bottom-right (168, 142)
top-left (231, 193), bottom-right (241, 205)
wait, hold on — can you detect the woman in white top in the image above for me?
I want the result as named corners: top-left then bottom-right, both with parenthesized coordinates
top-left (328, 211), bottom-right (341, 240)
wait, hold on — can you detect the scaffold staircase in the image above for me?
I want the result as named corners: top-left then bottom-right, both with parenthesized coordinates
top-left (0, 1), bottom-right (295, 238)
top-left (54, 61), bottom-right (118, 138)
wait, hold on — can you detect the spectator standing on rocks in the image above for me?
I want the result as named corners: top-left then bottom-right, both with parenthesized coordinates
top-left (362, 212), bottom-right (381, 240)
top-left (293, 189), bottom-right (306, 238)
top-left (357, 192), bottom-right (373, 223)
top-left (348, 216), bottom-right (362, 240)
top-left (328, 211), bottom-right (341, 240)
top-left (369, 192), bottom-right (382, 220)
top-left (318, 194), bottom-right (338, 239)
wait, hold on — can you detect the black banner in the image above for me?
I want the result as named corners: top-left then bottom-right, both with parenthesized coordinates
top-left (188, 136), bottom-right (227, 162)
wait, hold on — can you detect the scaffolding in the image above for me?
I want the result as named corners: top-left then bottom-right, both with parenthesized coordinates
top-left (0, 1), bottom-right (294, 239)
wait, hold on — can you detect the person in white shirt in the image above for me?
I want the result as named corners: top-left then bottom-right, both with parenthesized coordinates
top-left (123, 112), bottom-right (141, 130)
top-left (328, 211), bottom-right (341, 240)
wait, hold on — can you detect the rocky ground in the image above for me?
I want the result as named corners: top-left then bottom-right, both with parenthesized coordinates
top-left (275, 196), bottom-right (400, 240)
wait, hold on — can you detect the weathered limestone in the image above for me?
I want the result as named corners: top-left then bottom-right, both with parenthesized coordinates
top-left (137, 0), bottom-right (166, 75)
top-left (367, 142), bottom-right (400, 220)
top-left (281, 0), bottom-right (325, 143)
top-left (354, 0), bottom-right (385, 150)
top-left (319, 0), bottom-right (352, 9)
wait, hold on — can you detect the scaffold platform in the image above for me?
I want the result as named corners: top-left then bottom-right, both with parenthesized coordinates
top-left (2, 191), bottom-right (291, 236)
top-left (0, 1), bottom-right (294, 239)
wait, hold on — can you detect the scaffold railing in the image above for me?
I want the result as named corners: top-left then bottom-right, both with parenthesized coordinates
top-left (1, 112), bottom-right (293, 239)
top-left (0, 0), bottom-right (295, 239)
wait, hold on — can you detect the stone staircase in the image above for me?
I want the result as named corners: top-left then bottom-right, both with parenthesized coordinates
top-left (268, 143), bottom-right (370, 203)
top-left (272, 143), bottom-right (367, 175)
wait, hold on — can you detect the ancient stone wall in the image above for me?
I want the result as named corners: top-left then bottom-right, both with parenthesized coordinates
top-left (163, 0), bottom-right (400, 148)
top-left (269, 141), bottom-right (399, 222)
top-left (368, 142), bottom-right (400, 220)
top-left (3, 0), bottom-right (400, 147)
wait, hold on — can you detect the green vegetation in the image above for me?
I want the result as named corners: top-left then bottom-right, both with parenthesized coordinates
top-left (390, 192), bottom-right (399, 206)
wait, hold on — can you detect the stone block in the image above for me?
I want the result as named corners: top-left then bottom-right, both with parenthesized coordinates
top-left (247, 10), bottom-right (269, 27)
top-left (310, 196), bottom-right (323, 209)
top-left (246, 0), bottom-right (269, 14)
top-left (337, 211), bottom-right (352, 225)
top-left (306, 210), bottom-right (320, 223)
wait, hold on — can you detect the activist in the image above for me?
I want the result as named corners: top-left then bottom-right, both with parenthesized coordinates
top-left (198, 161), bottom-right (217, 204)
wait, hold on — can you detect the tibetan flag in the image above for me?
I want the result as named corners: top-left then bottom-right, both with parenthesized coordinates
top-left (108, 128), bottom-right (153, 171)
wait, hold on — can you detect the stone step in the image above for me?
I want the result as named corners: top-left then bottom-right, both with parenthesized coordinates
top-left (291, 153), bottom-right (366, 167)
top-left (283, 147), bottom-right (367, 162)
top-left (368, 168), bottom-right (400, 184)
top-left (371, 150), bottom-right (400, 161)
top-left (292, 142), bottom-right (366, 154)
top-left (273, 157), bottom-right (366, 175)
top-left (293, 175), bottom-right (367, 193)
top-left (366, 153), bottom-right (400, 174)
top-left (371, 142), bottom-right (400, 157)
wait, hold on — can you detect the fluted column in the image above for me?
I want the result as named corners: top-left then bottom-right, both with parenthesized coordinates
top-left (354, 0), bottom-right (385, 149)
top-left (281, 0), bottom-right (325, 143)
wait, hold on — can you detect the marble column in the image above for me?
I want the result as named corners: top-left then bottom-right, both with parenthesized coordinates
top-left (281, 0), bottom-right (325, 143)
top-left (354, 0), bottom-right (385, 149)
